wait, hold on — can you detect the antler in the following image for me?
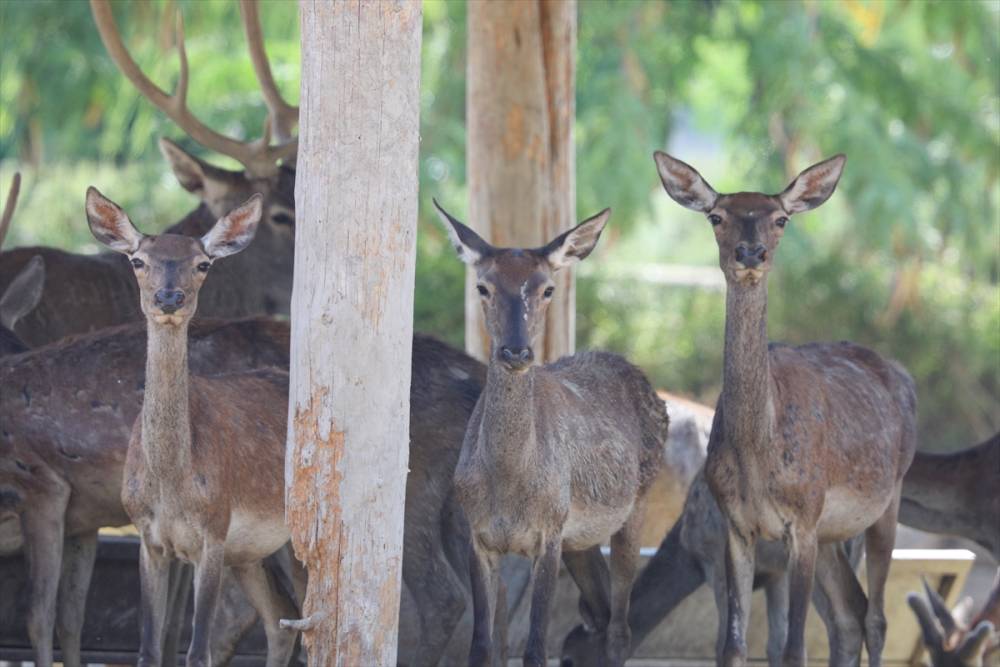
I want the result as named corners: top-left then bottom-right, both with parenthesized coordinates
top-left (0, 172), bottom-right (22, 251)
top-left (238, 0), bottom-right (298, 145)
top-left (90, 0), bottom-right (296, 179)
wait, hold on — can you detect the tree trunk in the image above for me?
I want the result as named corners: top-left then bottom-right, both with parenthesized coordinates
top-left (466, 0), bottom-right (577, 363)
top-left (287, 2), bottom-right (421, 664)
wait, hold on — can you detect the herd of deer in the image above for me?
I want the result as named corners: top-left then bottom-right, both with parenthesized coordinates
top-left (0, 2), bottom-right (996, 667)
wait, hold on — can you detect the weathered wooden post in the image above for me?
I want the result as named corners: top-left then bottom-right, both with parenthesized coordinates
top-left (285, 1), bottom-right (422, 663)
top-left (466, 0), bottom-right (577, 363)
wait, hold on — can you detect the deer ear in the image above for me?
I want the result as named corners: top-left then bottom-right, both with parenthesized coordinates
top-left (0, 255), bottom-right (45, 330)
top-left (778, 154), bottom-right (846, 214)
top-left (958, 621), bottom-right (995, 662)
top-left (432, 199), bottom-right (493, 265)
top-left (202, 194), bottom-right (262, 258)
top-left (159, 137), bottom-right (241, 196)
top-left (653, 152), bottom-right (719, 213)
top-left (907, 593), bottom-right (944, 650)
top-left (543, 208), bottom-right (610, 270)
top-left (86, 187), bottom-right (144, 254)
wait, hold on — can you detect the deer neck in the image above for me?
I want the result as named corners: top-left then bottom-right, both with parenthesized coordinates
top-left (141, 321), bottom-right (193, 478)
top-left (478, 357), bottom-right (537, 470)
top-left (721, 281), bottom-right (774, 451)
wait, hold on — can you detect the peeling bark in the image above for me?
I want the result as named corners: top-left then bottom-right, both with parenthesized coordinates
top-left (466, 0), bottom-right (577, 363)
top-left (288, 1), bottom-right (422, 664)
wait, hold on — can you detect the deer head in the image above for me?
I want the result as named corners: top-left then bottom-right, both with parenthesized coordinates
top-left (653, 153), bottom-right (845, 286)
top-left (435, 200), bottom-right (609, 371)
top-left (907, 575), bottom-right (999, 667)
top-left (91, 0), bottom-right (297, 236)
top-left (86, 187), bottom-right (262, 326)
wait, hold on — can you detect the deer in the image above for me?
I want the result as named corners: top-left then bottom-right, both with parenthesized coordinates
top-left (560, 467), bottom-right (866, 667)
top-left (0, 1), bottom-right (298, 348)
top-left (0, 315), bottom-right (292, 667)
top-left (899, 432), bottom-right (1000, 562)
top-left (0, 172), bottom-right (46, 355)
top-left (653, 152), bottom-right (918, 667)
top-left (434, 201), bottom-right (670, 667)
top-left (908, 570), bottom-right (999, 667)
top-left (83, 186), bottom-right (300, 666)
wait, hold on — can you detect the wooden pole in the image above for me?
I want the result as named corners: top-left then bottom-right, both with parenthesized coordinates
top-left (286, 1), bottom-right (422, 663)
top-left (466, 0), bottom-right (577, 363)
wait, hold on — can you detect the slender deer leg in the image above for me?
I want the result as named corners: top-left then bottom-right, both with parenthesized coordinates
top-left (524, 536), bottom-right (562, 667)
top-left (863, 489), bottom-right (900, 667)
top-left (402, 532), bottom-right (467, 665)
top-left (162, 561), bottom-right (193, 667)
top-left (231, 560), bottom-right (298, 667)
top-left (782, 529), bottom-right (818, 667)
top-left (138, 540), bottom-right (172, 667)
top-left (492, 572), bottom-right (508, 667)
top-left (187, 542), bottom-right (226, 667)
top-left (562, 546), bottom-right (611, 631)
top-left (55, 530), bottom-right (98, 667)
top-left (22, 485), bottom-right (70, 667)
top-left (469, 543), bottom-right (499, 667)
top-left (208, 569), bottom-right (260, 667)
top-left (606, 507), bottom-right (643, 667)
top-left (722, 526), bottom-right (756, 667)
top-left (710, 565), bottom-right (730, 665)
top-left (813, 542), bottom-right (865, 667)
top-left (763, 573), bottom-right (789, 667)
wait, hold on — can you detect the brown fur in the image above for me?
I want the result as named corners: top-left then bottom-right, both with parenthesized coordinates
top-left (899, 433), bottom-right (1000, 560)
top-left (436, 202), bottom-right (669, 667)
top-left (0, 151), bottom-right (295, 348)
top-left (654, 152), bottom-right (917, 667)
top-left (85, 188), bottom-right (298, 667)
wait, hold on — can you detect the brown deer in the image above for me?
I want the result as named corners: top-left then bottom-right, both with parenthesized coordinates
top-left (0, 172), bottom-right (46, 354)
top-left (435, 201), bottom-right (670, 667)
top-left (560, 467), bottom-right (866, 667)
top-left (654, 152), bottom-right (918, 667)
top-left (908, 570), bottom-right (999, 667)
top-left (0, 317), bottom-right (291, 667)
top-left (85, 187), bottom-right (297, 667)
top-left (899, 432), bottom-right (1000, 561)
top-left (0, 1), bottom-right (298, 347)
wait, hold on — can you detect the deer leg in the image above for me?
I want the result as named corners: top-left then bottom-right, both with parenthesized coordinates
top-left (402, 531), bottom-right (467, 666)
top-left (863, 490), bottom-right (900, 667)
top-left (721, 526), bottom-right (756, 667)
top-left (812, 542), bottom-right (865, 667)
top-left (524, 536), bottom-right (562, 667)
top-left (55, 530), bottom-right (98, 667)
top-left (782, 528), bottom-right (818, 667)
top-left (763, 573), bottom-right (789, 667)
top-left (468, 542), bottom-right (499, 667)
top-left (137, 540), bottom-right (173, 667)
top-left (186, 542), bottom-right (225, 667)
top-left (22, 485), bottom-right (70, 667)
top-left (231, 560), bottom-right (298, 667)
top-left (562, 546), bottom-right (611, 631)
top-left (208, 569), bottom-right (260, 667)
top-left (606, 509), bottom-right (643, 667)
top-left (162, 561), bottom-right (193, 667)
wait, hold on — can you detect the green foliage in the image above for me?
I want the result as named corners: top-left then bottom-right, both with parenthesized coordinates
top-left (0, 0), bottom-right (996, 450)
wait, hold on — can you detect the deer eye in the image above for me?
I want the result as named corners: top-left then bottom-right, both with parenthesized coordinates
top-left (272, 212), bottom-right (294, 226)
top-left (776, 217), bottom-right (788, 228)
top-left (476, 284), bottom-right (489, 297)
top-left (130, 257), bottom-right (145, 269)
top-left (197, 262), bottom-right (211, 273)
top-left (708, 214), bottom-right (723, 226)
top-left (543, 286), bottom-right (555, 298)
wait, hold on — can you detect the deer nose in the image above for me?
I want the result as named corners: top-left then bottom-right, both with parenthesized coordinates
top-left (735, 243), bottom-right (767, 269)
top-left (499, 346), bottom-right (533, 370)
top-left (154, 288), bottom-right (185, 314)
